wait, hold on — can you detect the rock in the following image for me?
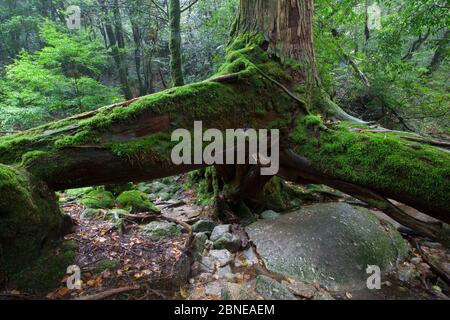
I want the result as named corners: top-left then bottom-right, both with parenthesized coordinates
top-left (192, 232), bottom-right (209, 259)
top-left (80, 190), bottom-right (115, 209)
top-left (313, 291), bottom-right (335, 300)
top-left (136, 182), bottom-right (153, 194)
top-left (242, 247), bottom-right (260, 266)
top-left (158, 191), bottom-right (172, 201)
top-left (221, 283), bottom-right (263, 300)
top-left (217, 265), bottom-right (233, 279)
top-left (65, 187), bottom-right (94, 199)
top-left (213, 232), bottom-right (241, 252)
top-left (397, 263), bottom-right (419, 282)
top-left (116, 190), bottom-right (160, 213)
top-left (260, 210), bottom-right (280, 220)
top-left (210, 224), bottom-right (231, 242)
top-left (149, 181), bottom-right (167, 193)
top-left (204, 281), bottom-right (223, 296)
top-left (141, 221), bottom-right (183, 239)
top-left (255, 275), bottom-right (297, 300)
top-left (192, 219), bottom-right (216, 233)
top-left (281, 280), bottom-right (317, 298)
top-left (201, 249), bottom-right (233, 272)
top-left (80, 208), bottom-right (100, 220)
top-left (246, 202), bottom-right (409, 291)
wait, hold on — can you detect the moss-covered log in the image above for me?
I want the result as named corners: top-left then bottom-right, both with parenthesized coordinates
top-left (0, 37), bottom-right (448, 224)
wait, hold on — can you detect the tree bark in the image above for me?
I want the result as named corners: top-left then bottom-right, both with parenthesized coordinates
top-left (169, 0), bottom-right (185, 86)
top-left (98, 0), bottom-right (133, 99)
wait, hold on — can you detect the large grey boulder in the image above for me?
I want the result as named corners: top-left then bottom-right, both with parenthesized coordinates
top-left (246, 202), bottom-right (409, 291)
top-left (255, 275), bottom-right (297, 300)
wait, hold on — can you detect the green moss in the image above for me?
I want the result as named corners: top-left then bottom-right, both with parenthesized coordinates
top-left (111, 133), bottom-right (174, 164)
top-left (94, 258), bottom-right (119, 273)
top-left (21, 150), bottom-right (46, 167)
top-left (65, 187), bottom-right (95, 199)
top-left (80, 190), bottom-right (115, 209)
top-left (116, 190), bottom-right (160, 213)
top-left (291, 123), bottom-right (450, 209)
top-left (0, 164), bottom-right (71, 274)
top-left (303, 115), bottom-right (323, 128)
top-left (10, 240), bottom-right (77, 294)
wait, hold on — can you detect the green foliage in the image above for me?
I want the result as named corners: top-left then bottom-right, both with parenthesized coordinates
top-left (314, 0), bottom-right (449, 133)
top-left (0, 21), bottom-right (122, 131)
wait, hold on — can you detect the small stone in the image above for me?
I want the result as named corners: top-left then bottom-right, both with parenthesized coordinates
top-left (242, 247), bottom-right (260, 266)
top-left (209, 249), bottom-right (233, 267)
top-left (260, 210), bottom-right (280, 220)
top-left (201, 250), bottom-right (233, 272)
top-left (255, 275), bottom-right (297, 300)
top-left (192, 219), bottom-right (216, 233)
top-left (213, 232), bottom-right (241, 252)
top-left (218, 265), bottom-right (232, 279)
top-left (221, 283), bottom-right (262, 300)
top-left (210, 225), bottom-right (231, 242)
top-left (313, 291), bottom-right (335, 300)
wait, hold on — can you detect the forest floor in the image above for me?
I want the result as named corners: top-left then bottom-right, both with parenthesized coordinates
top-left (2, 175), bottom-right (449, 300)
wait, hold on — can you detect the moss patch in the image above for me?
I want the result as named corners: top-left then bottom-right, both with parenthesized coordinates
top-left (80, 190), bottom-right (115, 209)
top-left (10, 240), bottom-right (77, 294)
top-left (0, 164), bottom-right (71, 274)
top-left (116, 190), bottom-right (160, 213)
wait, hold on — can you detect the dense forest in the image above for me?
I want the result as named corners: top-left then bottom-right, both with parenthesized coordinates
top-left (0, 0), bottom-right (449, 302)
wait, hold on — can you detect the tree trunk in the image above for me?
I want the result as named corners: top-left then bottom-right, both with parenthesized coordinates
top-left (169, 0), bottom-right (185, 87)
top-left (1, 0), bottom-right (449, 277)
top-left (425, 29), bottom-right (449, 75)
top-left (98, 0), bottom-right (133, 99)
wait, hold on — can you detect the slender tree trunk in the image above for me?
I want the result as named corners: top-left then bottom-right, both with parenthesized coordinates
top-left (425, 29), bottom-right (449, 75)
top-left (98, 0), bottom-right (133, 99)
top-left (169, 0), bottom-right (184, 86)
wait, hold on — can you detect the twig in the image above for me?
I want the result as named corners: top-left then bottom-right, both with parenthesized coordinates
top-left (74, 285), bottom-right (139, 300)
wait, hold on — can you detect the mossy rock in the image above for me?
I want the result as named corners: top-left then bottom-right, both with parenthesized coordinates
top-left (116, 190), bottom-right (160, 213)
top-left (10, 240), bottom-right (78, 294)
top-left (0, 164), bottom-right (72, 276)
top-left (260, 177), bottom-right (301, 212)
top-left (141, 221), bottom-right (183, 239)
top-left (247, 202), bottom-right (410, 291)
top-left (80, 190), bottom-right (115, 209)
top-left (80, 208), bottom-right (101, 220)
top-left (65, 187), bottom-right (94, 199)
